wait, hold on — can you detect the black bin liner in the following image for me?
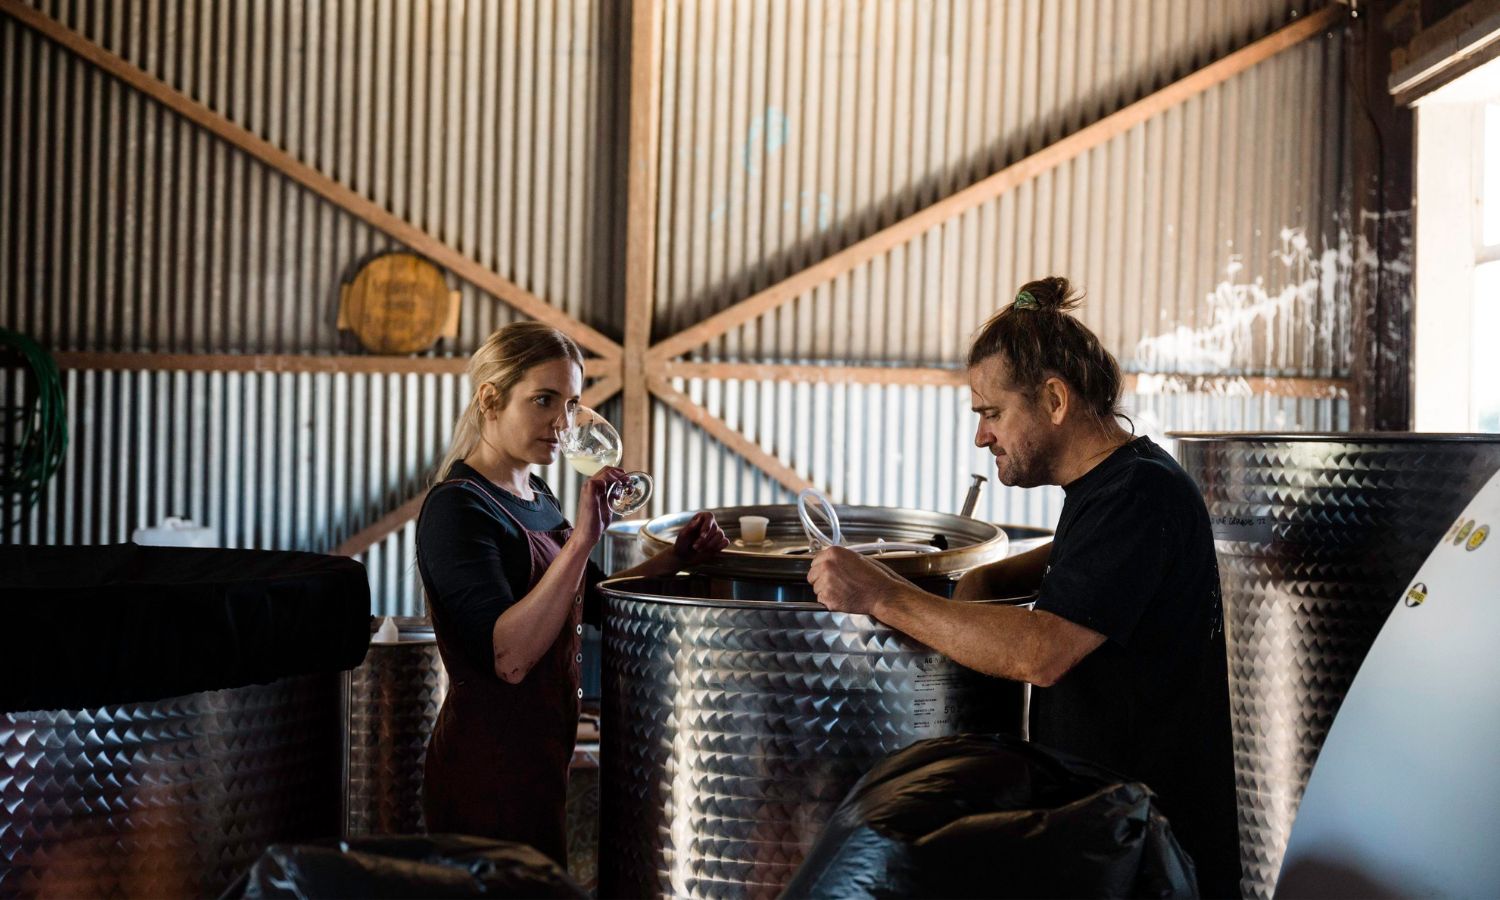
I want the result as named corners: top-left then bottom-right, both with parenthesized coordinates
top-left (782, 734), bottom-right (1198, 899)
top-left (223, 835), bottom-right (587, 899)
top-left (1, 544), bottom-right (371, 713)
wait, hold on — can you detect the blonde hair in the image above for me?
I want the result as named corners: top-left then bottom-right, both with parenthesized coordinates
top-left (433, 322), bottom-right (585, 484)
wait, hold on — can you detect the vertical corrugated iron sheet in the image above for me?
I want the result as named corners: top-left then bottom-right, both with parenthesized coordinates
top-left (0, 362), bottom-right (598, 616)
top-left (654, 376), bottom-right (1350, 528)
top-left (650, 0), bottom-right (1350, 525)
top-left (0, 1), bottom-right (620, 614)
top-left (4, 0), bottom-right (1354, 611)
top-left (0, 368), bottom-right (455, 614)
top-left (0, 0), bottom-right (622, 356)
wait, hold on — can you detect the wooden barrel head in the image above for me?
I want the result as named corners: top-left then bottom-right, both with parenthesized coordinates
top-left (338, 253), bottom-right (459, 354)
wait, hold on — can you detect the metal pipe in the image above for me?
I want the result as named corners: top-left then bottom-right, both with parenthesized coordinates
top-left (959, 474), bottom-right (987, 518)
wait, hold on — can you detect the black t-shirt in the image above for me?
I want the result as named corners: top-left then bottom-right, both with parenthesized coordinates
top-left (415, 461), bottom-right (606, 676)
top-left (1030, 436), bottom-right (1240, 898)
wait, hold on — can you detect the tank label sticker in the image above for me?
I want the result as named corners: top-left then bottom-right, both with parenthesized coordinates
top-left (1466, 524), bottom-right (1489, 552)
top-left (1444, 517), bottom-right (1465, 543)
top-left (1404, 583), bottom-right (1427, 607)
top-left (1454, 520), bottom-right (1475, 546)
top-left (1210, 514), bottom-right (1273, 543)
top-left (912, 654), bottom-right (963, 731)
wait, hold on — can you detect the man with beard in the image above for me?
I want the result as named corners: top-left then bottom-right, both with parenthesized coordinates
top-left (807, 277), bottom-right (1241, 898)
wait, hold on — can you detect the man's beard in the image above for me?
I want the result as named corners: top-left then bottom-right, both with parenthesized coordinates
top-left (995, 441), bottom-right (1049, 488)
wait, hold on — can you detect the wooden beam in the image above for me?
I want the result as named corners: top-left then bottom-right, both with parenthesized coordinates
top-left (1388, 0), bottom-right (1500, 102)
top-left (47, 351), bottom-right (617, 379)
top-left (646, 5), bottom-right (1346, 364)
top-left (1127, 373), bottom-right (1350, 400)
top-left (647, 376), bottom-right (814, 496)
top-left (660, 361), bottom-right (1351, 399)
top-left (334, 492), bottom-right (428, 558)
top-left (0, 0), bottom-right (622, 363)
top-left (662, 361), bottom-right (968, 387)
top-left (622, 0), bottom-right (663, 480)
top-left (581, 374), bottom-right (623, 409)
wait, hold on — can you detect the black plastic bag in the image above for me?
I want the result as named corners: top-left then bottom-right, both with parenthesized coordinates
top-left (223, 834), bottom-right (587, 899)
top-left (782, 734), bottom-right (1198, 899)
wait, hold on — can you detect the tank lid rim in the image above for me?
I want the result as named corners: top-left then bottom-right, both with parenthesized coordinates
top-left (1169, 431), bottom-right (1500, 444)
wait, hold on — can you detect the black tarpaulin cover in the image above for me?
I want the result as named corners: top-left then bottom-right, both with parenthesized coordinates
top-left (223, 835), bottom-right (587, 899)
top-left (782, 733), bottom-right (1199, 899)
top-left (1, 544), bottom-right (370, 713)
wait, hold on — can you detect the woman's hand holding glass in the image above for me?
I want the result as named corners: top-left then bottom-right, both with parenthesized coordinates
top-left (574, 467), bottom-right (631, 546)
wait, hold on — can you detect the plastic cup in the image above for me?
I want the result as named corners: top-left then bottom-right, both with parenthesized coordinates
top-left (739, 515), bottom-right (769, 544)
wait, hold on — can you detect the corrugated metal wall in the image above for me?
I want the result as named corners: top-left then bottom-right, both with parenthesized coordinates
top-left (651, 0), bottom-right (1351, 524)
top-left (3, 0), bottom-right (1353, 615)
top-left (0, 0), bottom-right (622, 355)
top-left (656, 0), bottom-right (1346, 373)
top-left (0, 0), bottom-right (622, 613)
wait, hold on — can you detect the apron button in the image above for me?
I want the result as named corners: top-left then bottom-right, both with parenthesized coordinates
top-left (575, 624), bottom-right (583, 635)
top-left (576, 688), bottom-right (583, 699)
top-left (575, 653), bottom-right (583, 663)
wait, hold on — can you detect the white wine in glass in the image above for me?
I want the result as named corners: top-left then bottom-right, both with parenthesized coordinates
top-left (561, 405), bottom-right (653, 515)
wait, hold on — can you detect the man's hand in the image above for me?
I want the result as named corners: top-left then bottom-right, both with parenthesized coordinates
top-left (807, 546), bottom-right (917, 617)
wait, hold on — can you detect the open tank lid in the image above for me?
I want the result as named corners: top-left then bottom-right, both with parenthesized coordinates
top-left (641, 503), bottom-right (1011, 579)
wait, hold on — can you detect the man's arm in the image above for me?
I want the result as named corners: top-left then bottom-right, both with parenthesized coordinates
top-left (808, 546), bottom-right (1103, 686)
top-left (952, 541), bottom-right (1052, 602)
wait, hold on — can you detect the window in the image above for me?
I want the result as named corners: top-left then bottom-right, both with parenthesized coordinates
top-left (1414, 62), bottom-right (1500, 432)
top-left (1475, 105), bottom-right (1500, 431)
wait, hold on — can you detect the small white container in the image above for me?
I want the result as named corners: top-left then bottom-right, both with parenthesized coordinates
top-left (371, 616), bottom-right (402, 644)
top-left (131, 516), bottom-right (218, 548)
top-left (738, 515), bottom-right (769, 544)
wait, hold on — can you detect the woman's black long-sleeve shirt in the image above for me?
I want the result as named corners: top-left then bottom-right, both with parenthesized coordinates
top-left (415, 461), bottom-right (606, 675)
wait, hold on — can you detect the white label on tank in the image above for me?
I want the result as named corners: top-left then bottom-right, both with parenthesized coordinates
top-left (912, 654), bottom-right (964, 731)
top-left (1210, 513), bottom-right (1273, 543)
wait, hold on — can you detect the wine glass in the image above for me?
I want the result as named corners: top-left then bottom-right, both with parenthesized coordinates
top-left (561, 405), bottom-right (654, 515)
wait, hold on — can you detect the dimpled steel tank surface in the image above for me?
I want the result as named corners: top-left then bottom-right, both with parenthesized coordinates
top-left (342, 618), bottom-right (449, 837)
top-left (1174, 433), bottom-right (1500, 900)
top-left (599, 575), bottom-right (1024, 900)
top-left (0, 675), bottom-right (340, 898)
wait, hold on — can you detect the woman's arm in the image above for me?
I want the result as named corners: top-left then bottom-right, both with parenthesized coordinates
top-left (611, 511), bottom-right (729, 580)
top-left (489, 540), bottom-right (595, 682)
top-left (489, 468), bottom-right (625, 683)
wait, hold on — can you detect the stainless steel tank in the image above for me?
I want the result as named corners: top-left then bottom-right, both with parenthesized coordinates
top-left (602, 519), bottom-right (653, 573)
top-left (1173, 433), bottom-right (1500, 900)
top-left (1, 675), bottom-right (341, 898)
top-left (601, 504), bottom-right (1031, 900)
top-left (642, 503), bottom-right (1013, 580)
top-left (998, 523), bottom-right (1052, 557)
top-left (342, 617), bottom-right (449, 837)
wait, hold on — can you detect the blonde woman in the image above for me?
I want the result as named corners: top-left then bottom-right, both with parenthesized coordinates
top-left (416, 321), bottom-right (727, 863)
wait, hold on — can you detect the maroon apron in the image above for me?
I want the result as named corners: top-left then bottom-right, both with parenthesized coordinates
top-left (422, 477), bottom-right (583, 866)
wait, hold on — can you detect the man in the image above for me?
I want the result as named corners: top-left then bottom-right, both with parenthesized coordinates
top-left (807, 276), bottom-right (1241, 898)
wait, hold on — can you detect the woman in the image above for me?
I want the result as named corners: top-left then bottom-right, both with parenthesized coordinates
top-left (416, 321), bottom-right (727, 864)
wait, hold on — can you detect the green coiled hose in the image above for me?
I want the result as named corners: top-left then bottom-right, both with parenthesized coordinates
top-left (1, 328), bottom-right (67, 526)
